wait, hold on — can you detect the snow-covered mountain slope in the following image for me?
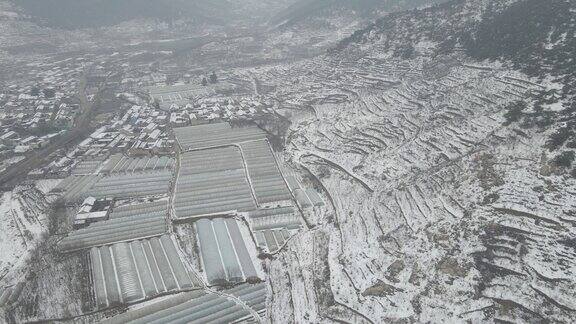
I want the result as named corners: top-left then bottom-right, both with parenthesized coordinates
top-left (0, 181), bottom-right (94, 323)
top-left (265, 0), bottom-right (447, 56)
top-left (270, 0), bottom-right (445, 27)
top-left (245, 0), bottom-right (576, 322)
top-left (0, 180), bottom-right (60, 284)
top-left (334, 0), bottom-right (520, 54)
top-left (265, 57), bottom-right (576, 322)
top-left (336, 0), bottom-right (575, 94)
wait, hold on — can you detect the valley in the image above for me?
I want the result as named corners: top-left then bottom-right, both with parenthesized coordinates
top-left (0, 0), bottom-right (575, 323)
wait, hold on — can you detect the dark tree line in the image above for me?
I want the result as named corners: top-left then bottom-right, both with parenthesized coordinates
top-left (201, 72), bottom-right (218, 86)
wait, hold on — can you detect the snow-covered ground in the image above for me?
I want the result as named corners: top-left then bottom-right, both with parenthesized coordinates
top-left (0, 180), bottom-right (61, 288)
top-left (245, 50), bottom-right (576, 322)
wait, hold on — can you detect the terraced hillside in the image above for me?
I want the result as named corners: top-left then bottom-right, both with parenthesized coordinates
top-left (243, 0), bottom-right (576, 322)
top-left (266, 0), bottom-right (448, 56)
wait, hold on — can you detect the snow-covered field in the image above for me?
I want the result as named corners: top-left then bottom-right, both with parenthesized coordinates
top-left (0, 180), bottom-right (61, 287)
top-left (244, 50), bottom-right (576, 322)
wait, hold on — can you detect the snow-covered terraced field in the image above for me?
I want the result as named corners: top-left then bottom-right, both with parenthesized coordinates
top-left (0, 180), bottom-right (60, 283)
top-left (246, 51), bottom-right (576, 322)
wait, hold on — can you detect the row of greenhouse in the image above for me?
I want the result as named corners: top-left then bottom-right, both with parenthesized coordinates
top-left (102, 283), bottom-right (267, 324)
top-left (195, 218), bottom-right (259, 285)
top-left (174, 123), bottom-right (267, 151)
top-left (100, 154), bottom-right (174, 174)
top-left (57, 169), bottom-right (173, 202)
top-left (284, 174), bottom-right (325, 208)
top-left (239, 140), bottom-right (293, 205)
top-left (90, 235), bottom-right (200, 308)
top-left (108, 200), bottom-right (168, 219)
top-left (50, 122), bottom-right (328, 323)
top-left (71, 156), bottom-right (107, 175)
top-left (58, 207), bottom-right (168, 252)
top-left (248, 207), bottom-right (303, 253)
top-left (174, 146), bottom-right (256, 219)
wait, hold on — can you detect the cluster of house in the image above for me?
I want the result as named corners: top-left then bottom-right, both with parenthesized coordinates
top-left (73, 196), bottom-right (113, 228)
top-left (166, 97), bottom-right (273, 126)
top-left (0, 49), bottom-right (90, 171)
top-left (0, 130), bottom-right (63, 153)
top-left (0, 89), bottom-right (78, 171)
top-left (84, 105), bottom-right (173, 154)
top-left (30, 104), bottom-right (175, 178)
